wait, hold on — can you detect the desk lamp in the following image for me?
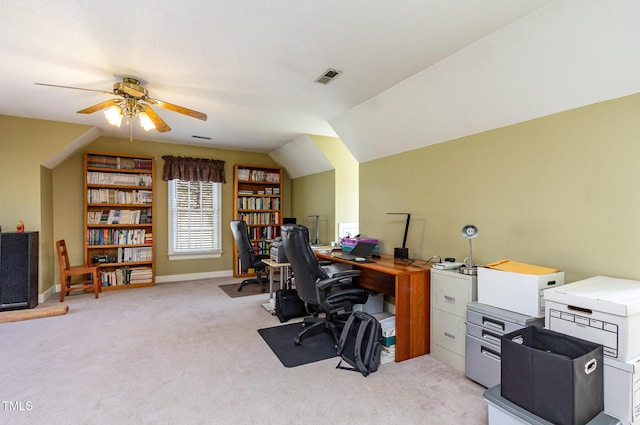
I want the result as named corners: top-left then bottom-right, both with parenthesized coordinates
top-left (459, 224), bottom-right (479, 275)
top-left (387, 212), bottom-right (411, 259)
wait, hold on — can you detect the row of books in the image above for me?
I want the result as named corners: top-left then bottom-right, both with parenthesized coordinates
top-left (237, 188), bottom-right (280, 195)
top-left (237, 196), bottom-right (280, 211)
top-left (87, 171), bottom-right (152, 187)
top-left (263, 187), bottom-right (280, 195)
top-left (237, 168), bottom-right (280, 183)
top-left (87, 208), bottom-right (152, 224)
top-left (88, 155), bottom-right (153, 171)
top-left (87, 229), bottom-right (151, 246)
top-left (117, 246), bottom-right (153, 262)
top-left (243, 225), bottom-right (281, 241)
top-left (87, 189), bottom-right (152, 205)
top-left (238, 212), bottom-right (280, 226)
top-left (100, 267), bottom-right (153, 286)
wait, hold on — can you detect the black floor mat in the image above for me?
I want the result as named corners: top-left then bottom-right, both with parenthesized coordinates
top-left (257, 322), bottom-right (338, 368)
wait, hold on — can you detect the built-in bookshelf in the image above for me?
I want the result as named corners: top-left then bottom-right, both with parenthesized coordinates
top-left (233, 164), bottom-right (282, 277)
top-left (84, 152), bottom-right (155, 289)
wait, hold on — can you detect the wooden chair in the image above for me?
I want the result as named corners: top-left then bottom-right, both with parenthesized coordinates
top-left (56, 240), bottom-right (101, 301)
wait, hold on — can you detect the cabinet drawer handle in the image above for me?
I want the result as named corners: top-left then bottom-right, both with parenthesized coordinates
top-left (444, 332), bottom-right (456, 342)
top-left (482, 330), bottom-right (501, 345)
top-left (444, 295), bottom-right (455, 304)
top-left (482, 316), bottom-right (505, 331)
top-left (481, 346), bottom-right (501, 361)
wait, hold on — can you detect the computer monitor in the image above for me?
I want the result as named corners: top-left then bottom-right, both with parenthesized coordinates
top-left (282, 217), bottom-right (296, 224)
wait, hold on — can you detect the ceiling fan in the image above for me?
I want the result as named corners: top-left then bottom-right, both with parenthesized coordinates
top-left (35, 77), bottom-right (207, 133)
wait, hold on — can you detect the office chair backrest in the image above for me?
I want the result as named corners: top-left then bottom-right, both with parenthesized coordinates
top-left (281, 224), bottom-right (328, 305)
top-left (230, 220), bottom-right (256, 273)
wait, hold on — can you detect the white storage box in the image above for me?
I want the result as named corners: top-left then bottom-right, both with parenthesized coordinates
top-left (478, 267), bottom-right (564, 318)
top-left (545, 276), bottom-right (640, 362)
top-left (603, 355), bottom-right (640, 425)
top-left (352, 292), bottom-right (384, 314)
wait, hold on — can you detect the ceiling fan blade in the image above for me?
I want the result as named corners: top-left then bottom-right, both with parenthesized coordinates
top-left (143, 105), bottom-right (172, 132)
top-left (77, 99), bottom-right (121, 114)
top-left (146, 97), bottom-right (207, 121)
top-left (34, 82), bottom-right (113, 95)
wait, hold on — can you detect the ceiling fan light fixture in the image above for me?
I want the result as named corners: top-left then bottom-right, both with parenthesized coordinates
top-left (138, 111), bottom-right (155, 131)
top-left (104, 105), bottom-right (123, 127)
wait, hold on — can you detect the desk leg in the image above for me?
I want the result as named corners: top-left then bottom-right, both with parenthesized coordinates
top-left (394, 273), bottom-right (430, 362)
top-left (261, 266), bottom-right (277, 314)
top-left (269, 265), bottom-right (275, 304)
top-left (280, 265), bottom-right (290, 290)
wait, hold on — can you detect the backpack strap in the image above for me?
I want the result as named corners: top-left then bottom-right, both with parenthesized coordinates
top-left (353, 315), bottom-right (372, 376)
top-left (336, 312), bottom-right (358, 355)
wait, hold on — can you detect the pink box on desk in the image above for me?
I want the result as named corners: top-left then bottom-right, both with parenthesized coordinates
top-left (341, 238), bottom-right (378, 253)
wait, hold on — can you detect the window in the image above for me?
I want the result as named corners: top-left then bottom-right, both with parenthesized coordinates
top-left (168, 179), bottom-right (221, 260)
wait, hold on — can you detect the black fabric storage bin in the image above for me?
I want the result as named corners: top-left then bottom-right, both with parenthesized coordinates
top-left (501, 325), bottom-right (604, 425)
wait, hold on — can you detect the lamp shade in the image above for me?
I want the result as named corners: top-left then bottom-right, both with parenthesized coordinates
top-left (104, 105), bottom-right (123, 127)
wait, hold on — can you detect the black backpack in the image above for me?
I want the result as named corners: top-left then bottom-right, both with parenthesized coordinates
top-left (336, 311), bottom-right (383, 377)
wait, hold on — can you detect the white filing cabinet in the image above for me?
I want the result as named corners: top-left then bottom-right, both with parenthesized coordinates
top-left (430, 268), bottom-right (477, 372)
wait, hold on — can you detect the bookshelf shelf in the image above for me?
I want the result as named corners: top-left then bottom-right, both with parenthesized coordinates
top-left (233, 164), bottom-right (282, 278)
top-left (84, 152), bottom-right (155, 289)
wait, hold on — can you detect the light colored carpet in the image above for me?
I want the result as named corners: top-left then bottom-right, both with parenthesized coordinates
top-left (0, 277), bottom-right (488, 425)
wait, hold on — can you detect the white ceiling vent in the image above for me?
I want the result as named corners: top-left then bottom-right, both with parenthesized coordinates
top-left (314, 68), bottom-right (342, 84)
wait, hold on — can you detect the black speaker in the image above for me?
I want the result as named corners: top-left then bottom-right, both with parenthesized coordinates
top-left (0, 232), bottom-right (39, 311)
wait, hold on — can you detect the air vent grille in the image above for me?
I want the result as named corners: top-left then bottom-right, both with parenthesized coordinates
top-left (315, 68), bottom-right (342, 84)
top-left (191, 135), bottom-right (212, 140)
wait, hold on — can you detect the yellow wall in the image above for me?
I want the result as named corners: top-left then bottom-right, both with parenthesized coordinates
top-left (290, 170), bottom-right (335, 245)
top-left (360, 92), bottom-right (640, 283)
top-left (0, 115), bottom-right (93, 292)
top-left (310, 134), bottom-right (358, 242)
top-left (53, 137), bottom-right (290, 282)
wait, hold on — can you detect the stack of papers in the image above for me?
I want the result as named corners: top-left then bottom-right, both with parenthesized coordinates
top-left (376, 314), bottom-right (396, 364)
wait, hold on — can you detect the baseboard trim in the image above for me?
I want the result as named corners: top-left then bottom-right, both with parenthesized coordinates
top-left (155, 270), bottom-right (234, 283)
top-left (39, 285), bottom-right (58, 304)
top-left (38, 271), bottom-right (235, 300)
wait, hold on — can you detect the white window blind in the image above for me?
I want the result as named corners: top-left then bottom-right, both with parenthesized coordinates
top-left (168, 179), bottom-right (221, 259)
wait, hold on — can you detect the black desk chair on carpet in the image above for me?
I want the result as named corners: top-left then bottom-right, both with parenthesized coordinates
top-left (230, 220), bottom-right (269, 292)
top-left (281, 224), bottom-right (369, 345)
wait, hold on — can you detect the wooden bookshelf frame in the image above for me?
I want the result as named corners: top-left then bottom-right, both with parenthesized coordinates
top-left (84, 152), bottom-right (155, 289)
top-left (232, 164), bottom-right (282, 278)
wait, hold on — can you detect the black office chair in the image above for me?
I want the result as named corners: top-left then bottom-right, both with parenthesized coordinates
top-left (281, 224), bottom-right (369, 345)
top-left (230, 220), bottom-right (269, 292)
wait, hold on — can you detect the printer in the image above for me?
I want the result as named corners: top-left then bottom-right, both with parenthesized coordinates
top-left (270, 238), bottom-right (288, 263)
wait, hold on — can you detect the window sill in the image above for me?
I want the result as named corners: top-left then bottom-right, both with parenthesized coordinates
top-left (168, 252), bottom-right (222, 261)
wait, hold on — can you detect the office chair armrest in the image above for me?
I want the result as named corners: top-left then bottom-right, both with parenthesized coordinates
top-left (330, 269), bottom-right (362, 279)
top-left (316, 275), bottom-right (358, 291)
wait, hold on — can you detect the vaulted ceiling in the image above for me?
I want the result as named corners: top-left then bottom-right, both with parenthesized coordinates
top-left (2, 1), bottom-right (639, 177)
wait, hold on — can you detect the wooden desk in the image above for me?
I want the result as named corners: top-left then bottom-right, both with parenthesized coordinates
top-left (316, 251), bottom-right (431, 362)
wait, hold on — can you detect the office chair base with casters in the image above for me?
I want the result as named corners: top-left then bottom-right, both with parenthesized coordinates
top-left (294, 311), bottom-right (350, 345)
top-left (237, 277), bottom-right (266, 292)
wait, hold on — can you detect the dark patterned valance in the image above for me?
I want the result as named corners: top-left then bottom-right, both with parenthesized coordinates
top-left (162, 155), bottom-right (226, 183)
